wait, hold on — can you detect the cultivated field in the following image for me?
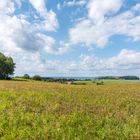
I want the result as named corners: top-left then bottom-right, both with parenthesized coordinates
top-left (0, 80), bottom-right (140, 139)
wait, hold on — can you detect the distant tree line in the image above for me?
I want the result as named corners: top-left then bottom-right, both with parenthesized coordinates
top-left (119, 76), bottom-right (139, 80)
top-left (21, 74), bottom-right (42, 81)
top-left (97, 76), bottom-right (140, 80)
top-left (16, 75), bottom-right (140, 82)
top-left (19, 76), bottom-right (78, 83)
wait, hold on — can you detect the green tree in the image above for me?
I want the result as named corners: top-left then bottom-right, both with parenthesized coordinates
top-left (0, 52), bottom-right (15, 79)
top-left (23, 74), bottom-right (30, 79)
top-left (32, 75), bottom-right (42, 81)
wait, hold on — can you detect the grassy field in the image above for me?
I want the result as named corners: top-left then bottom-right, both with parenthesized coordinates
top-left (74, 80), bottom-right (140, 85)
top-left (0, 80), bottom-right (140, 139)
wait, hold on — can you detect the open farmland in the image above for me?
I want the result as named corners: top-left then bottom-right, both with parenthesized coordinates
top-left (0, 80), bottom-right (140, 139)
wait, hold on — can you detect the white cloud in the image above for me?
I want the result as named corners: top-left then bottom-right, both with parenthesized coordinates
top-left (0, 0), bottom-right (71, 75)
top-left (1, 0), bottom-right (140, 76)
top-left (87, 0), bottom-right (123, 23)
top-left (14, 0), bottom-right (22, 8)
top-left (57, 3), bottom-right (61, 10)
top-left (29, 0), bottom-right (58, 31)
top-left (69, 2), bottom-right (140, 48)
top-left (70, 19), bottom-right (109, 47)
top-left (132, 3), bottom-right (140, 11)
top-left (80, 49), bottom-right (140, 71)
top-left (0, 0), bottom-right (61, 54)
top-left (0, 0), bottom-right (15, 15)
top-left (14, 49), bottom-right (140, 76)
top-left (29, 0), bottom-right (47, 16)
top-left (63, 0), bottom-right (86, 7)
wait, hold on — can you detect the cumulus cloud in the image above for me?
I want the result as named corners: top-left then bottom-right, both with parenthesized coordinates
top-left (1, 0), bottom-right (140, 76)
top-left (87, 0), bottom-right (123, 23)
top-left (57, 0), bottom-right (86, 10)
top-left (80, 49), bottom-right (140, 71)
top-left (132, 3), bottom-right (140, 11)
top-left (29, 0), bottom-right (47, 15)
top-left (69, 1), bottom-right (140, 48)
top-left (14, 49), bottom-right (140, 76)
top-left (0, 0), bottom-right (60, 55)
top-left (29, 0), bottom-right (58, 31)
top-left (0, 0), bottom-right (71, 75)
top-left (63, 0), bottom-right (86, 7)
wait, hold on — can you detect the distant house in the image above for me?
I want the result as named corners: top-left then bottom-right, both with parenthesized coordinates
top-left (67, 81), bottom-right (73, 85)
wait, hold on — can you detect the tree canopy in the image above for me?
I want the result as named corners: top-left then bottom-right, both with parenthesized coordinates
top-left (0, 52), bottom-right (15, 79)
top-left (23, 74), bottom-right (30, 79)
top-left (32, 75), bottom-right (42, 81)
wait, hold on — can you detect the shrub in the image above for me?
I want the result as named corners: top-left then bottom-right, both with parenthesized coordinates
top-left (96, 81), bottom-right (104, 85)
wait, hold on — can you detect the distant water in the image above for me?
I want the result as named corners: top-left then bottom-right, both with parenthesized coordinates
top-left (44, 77), bottom-right (96, 80)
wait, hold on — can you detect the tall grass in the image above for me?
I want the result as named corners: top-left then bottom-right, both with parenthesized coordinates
top-left (0, 81), bottom-right (140, 139)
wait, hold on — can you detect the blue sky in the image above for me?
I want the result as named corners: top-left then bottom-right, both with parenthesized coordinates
top-left (0, 0), bottom-right (140, 77)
